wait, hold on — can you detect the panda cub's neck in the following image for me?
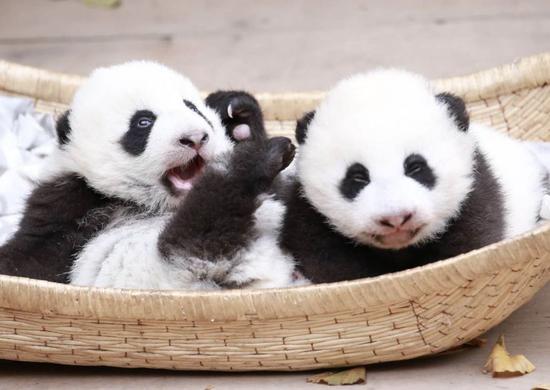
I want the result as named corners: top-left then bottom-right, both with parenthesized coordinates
top-left (280, 148), bottom-right (505, 284)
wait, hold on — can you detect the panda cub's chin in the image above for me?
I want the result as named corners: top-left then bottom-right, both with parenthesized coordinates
top-left (360, 225), bottom-right (427, 250)
top-left (162, 154), bottom-right (206, 197)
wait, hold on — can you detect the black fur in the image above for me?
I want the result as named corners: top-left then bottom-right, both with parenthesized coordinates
top-left (183, 99), bottom-right (213, 129)
top-left (56, 110), bottom-right (72, 145)
top-left (281, 151), bottom-right (505, 283)
top-left (436, 92), bottom-right (470, 132)
top-left (205, 91), bottom-right (267, 142)
top-left (417, 151), bottom-right (505, 261)
top-left (404, 153), bottom-right (437, 189)
top-left (296, 111), bottom-right (316, 144)
top-left (339, 163), bottom-right (370, 200)
top-left (0, 174), bottom-right (117, 283)
top-left (120, 110), bottom-right (157, 156)
top-left (158, 137), bottom-right (295, 261)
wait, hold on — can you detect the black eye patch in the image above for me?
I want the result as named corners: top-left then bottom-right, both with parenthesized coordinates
top-left (183, 99), bottom-right (213, 129)
top-left (120, 110), bottom-right (157, 156)
top-left (404, 154), bottom-right (436, 189)
top-left (339, 163), bottom-right (370, 200)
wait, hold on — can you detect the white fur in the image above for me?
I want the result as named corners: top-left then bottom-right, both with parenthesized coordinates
top-left (227, 198), bottom-right (301, 289)
top-left (70, 198), bottom-right (301, 290)
top-left (298, 69), bottom-right (547, 250)
top-left (540, 195), bottom-right (550, 221)
top-left (299, 69), bottom-right (475, 248)
top-left (527, 141), bottom-right (550, 171)
top-left (526, 141), bottom-right (550, 222)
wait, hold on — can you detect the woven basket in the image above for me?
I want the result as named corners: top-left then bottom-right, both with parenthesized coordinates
top-left (0, 54), bottom-right (549, 372)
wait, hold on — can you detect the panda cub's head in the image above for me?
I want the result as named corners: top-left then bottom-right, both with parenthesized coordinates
top-left (57, 61), bottom-right (232, 211)
top-left (296, 69), bottom-right (476, 250)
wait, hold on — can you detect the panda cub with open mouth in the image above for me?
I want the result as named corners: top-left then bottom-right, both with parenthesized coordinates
top-left (0, 61), bottom-right (299, 290)
top-left (281, 69), bottom-right (548, 283)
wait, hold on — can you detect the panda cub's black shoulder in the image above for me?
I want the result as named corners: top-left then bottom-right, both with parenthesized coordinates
top-left (0, 173), bottom-right (118, 282)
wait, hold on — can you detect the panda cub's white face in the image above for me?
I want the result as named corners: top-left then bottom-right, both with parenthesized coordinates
top-left (298, 69), bottom-right (476, 250)
top-left (64, 61), bottom-right (232, 211)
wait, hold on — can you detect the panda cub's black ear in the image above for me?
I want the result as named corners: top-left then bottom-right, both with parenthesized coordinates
top-left (296, 110), bottom-right (316, 144)
top-left (56, 110), bottom-right (72, 145)
top-left (435, 92), bottom-right (469, 132)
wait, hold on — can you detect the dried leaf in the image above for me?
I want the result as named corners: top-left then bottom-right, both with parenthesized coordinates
top-left (465, 337), bottom-right (487, 348)
top-left (483, 335), bottom-right (535, 377)
top-left (83, 0), bottom-right (121, 9)
top-left (532, 385), bottom-right (550, 390)
top-left (307, 367), bottom-right (366, 385)
top-left (308, 372), bottom-right (335, 384)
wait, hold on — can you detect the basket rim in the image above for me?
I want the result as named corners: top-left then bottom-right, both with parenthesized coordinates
top-left (0, 53), bottom-right (550, 321)
top-left (1, 224), bottom-right (549, 321)
top-left (1, 52), bottom-right (550, 119)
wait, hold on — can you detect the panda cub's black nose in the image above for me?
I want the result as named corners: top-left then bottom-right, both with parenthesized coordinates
top-left (179, 133), bottom-right (209, 150)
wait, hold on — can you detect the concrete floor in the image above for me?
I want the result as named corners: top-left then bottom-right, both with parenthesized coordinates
top-left (1, 0), bottom-right (550, 92)
top-left (0, 0), bottom-right (550, 388)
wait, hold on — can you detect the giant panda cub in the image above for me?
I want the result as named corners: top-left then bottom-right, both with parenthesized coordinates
top-left (281, 69), bottom-right (548, 283)
top-left (0, 61), bottom-right (299, 290)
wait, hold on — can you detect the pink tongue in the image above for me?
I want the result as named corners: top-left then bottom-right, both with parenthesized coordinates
top-left (168, 172), bottom-right (193, 191)
top-left (166, 157), bottom-right (205, 192)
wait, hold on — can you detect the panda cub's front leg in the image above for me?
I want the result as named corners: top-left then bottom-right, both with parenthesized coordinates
top-left (158, 137), bottom-right (295, 286)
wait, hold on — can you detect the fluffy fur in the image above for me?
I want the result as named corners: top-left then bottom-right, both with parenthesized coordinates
top-left (1, 61), bottom-right (299, 289)
top-left (281, 69), bottom-right (548, 283)
top-left (71, 138), bottom-right (299, 290)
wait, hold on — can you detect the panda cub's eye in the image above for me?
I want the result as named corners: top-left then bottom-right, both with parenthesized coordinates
top-left (120, 109), bottom-right (158, 156)
top-left (340, 163), bottom-right (370, 200)
top-left (136, 115), bottom-right (155, 129)
top-left (404, 153), bottom-right (437, 189)
top-left (137, 117), bottom-right (153, 128)
top-left (404, 155), bottom-right (427, 176)
top-left (351, 171), bottom-right (369, 183)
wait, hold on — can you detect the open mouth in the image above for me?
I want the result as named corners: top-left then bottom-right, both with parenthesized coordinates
top-left (162, 155), bottom-right (206, 195)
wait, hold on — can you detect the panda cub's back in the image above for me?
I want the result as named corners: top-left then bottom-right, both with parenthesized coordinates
top-left (471, 123), bottom-right (547, 237)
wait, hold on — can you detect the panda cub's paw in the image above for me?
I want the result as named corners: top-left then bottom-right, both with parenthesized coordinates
top-left (265, 136), bottom-right (296, 177)
top-left (205, 91), bottom-right (267, 142)
top-left (230, 137), bottom-right (296, 194)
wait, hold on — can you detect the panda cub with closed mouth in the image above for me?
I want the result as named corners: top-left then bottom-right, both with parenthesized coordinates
top-left (281, 69), bottom-right (548, 283)
top-left (0, 61), bottom-right (299, 290)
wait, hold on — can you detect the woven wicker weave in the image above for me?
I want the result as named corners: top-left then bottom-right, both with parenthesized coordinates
top-left (0, 54), bottom-right (549, 372)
